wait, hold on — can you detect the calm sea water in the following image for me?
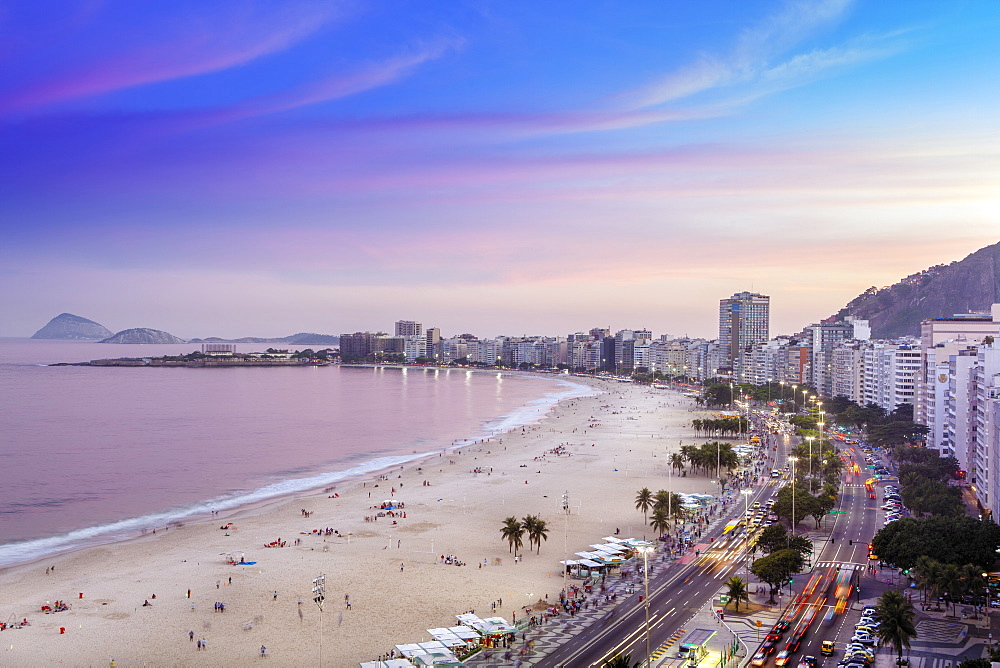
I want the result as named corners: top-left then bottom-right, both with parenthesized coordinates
top-left (0, 339), bottom-right (592, 568)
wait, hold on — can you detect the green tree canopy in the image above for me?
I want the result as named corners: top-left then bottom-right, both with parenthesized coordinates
top-left (871, 515), bottom-right (1000, 570)
top-left (751, 548), bottom-right (805, 604)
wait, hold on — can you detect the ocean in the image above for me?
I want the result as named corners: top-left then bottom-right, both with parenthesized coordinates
top-left (0, 339), bottom-right (593, 568)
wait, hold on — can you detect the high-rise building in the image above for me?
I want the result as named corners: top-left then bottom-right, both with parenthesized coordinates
top-left (395, 320), bottom-right (422, 337)
top-left (719, 291), bottom-right (770, 379)
top-left (425, 327), bottom-right (441, 361)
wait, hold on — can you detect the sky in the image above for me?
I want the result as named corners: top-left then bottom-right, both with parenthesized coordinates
top-left (2, 0), bottom-right (1000, 340)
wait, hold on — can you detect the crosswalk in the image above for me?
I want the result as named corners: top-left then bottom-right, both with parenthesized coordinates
top-left (649, 628), bottom-right (687, 662)
top-left (814, 561), bottom-right (867, 570)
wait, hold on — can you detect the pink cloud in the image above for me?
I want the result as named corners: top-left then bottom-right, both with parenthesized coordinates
top-left (0, 6), bottom-right (334, 114)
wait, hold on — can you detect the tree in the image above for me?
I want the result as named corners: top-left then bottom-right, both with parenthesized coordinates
top-left (751, 549), bottom-right (805, 604)
top-left (653, 490), bottom-right (684, 518)
top-left (670, 452), bottom-right (685, 474)
top-left (650, 508), bottom-right (671, 537)
top-left (771, 484), bottom-right (814, 532)
top-left (875, 590), bottom-right (917, 664)
top-left (603, 655), bottom-right (641, 668)
top-left (500, 517), bottom-right (524, 556)
top-left (871, 516), bottom-right (1000, 571)
top-left (635, 488), bottom-right (653, 526)
top-left (724, 576), bottom-right (750, 612)
top-left (522, 515), bottom-right (549, 555)
top-left (810, 493), bottom-right (837, 528)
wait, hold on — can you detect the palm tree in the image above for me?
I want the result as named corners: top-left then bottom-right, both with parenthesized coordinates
top-left (521, 515), bottom-right (538, 553)
top-left (939, 563), bottom-right (964, 617)
top-left (603, 654), bottom-right (640, 668)
top-left (635, 488), bottom-right (653, 526)
top-left (650, 508), bottom-right (671, 537)
top-left (912, 556), bottom-right (940, 608)
top-left (724, 576), bottom-right (750, 612)
top-left (960, 564), bottom-right (986, 617)
top-left (524, 515), bottom-right (549, 555)
top-left (500, 516), bottom-right (524, 556)
top-left (876, 590), bottom-right (917, 665)
top-left (670, 452), bottom-right (685, 474)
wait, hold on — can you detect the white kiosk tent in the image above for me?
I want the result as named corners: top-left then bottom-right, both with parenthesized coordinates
top-left (393, 641), bottom-right (461, 666)
top-left (360, 660), bottom-right (413, 668)
top-left (427, 626), bottom-right (479, 648)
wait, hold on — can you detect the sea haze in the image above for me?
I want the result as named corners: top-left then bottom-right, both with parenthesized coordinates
top-left (0, 340), bottom-right (593, 567)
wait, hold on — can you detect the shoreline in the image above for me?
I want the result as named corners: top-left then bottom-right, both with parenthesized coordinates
top-left (0, 371), bottom-right (597, 572)
top-left (0, 379), bottom-right (721, 665)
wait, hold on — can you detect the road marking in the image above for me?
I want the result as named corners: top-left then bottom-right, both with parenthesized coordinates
top-left (649, 628), bottom-right (687, 662)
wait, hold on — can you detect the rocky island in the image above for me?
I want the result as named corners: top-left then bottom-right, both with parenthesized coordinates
top-left (31, 313), bottom-right (113, 340)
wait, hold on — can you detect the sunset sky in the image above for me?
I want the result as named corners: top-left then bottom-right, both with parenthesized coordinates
top-left (3, 0), bottom-right (999, 339)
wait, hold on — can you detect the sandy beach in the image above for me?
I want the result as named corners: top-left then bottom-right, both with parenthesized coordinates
top-left (0, 377), bottom-right (726, 666)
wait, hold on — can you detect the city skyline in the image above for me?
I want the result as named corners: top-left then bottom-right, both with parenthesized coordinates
top-left (3, 1), bottom-right (1000, 339)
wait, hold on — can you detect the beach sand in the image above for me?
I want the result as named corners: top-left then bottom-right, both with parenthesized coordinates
top-left (0, 378), bottom-right (727, 666)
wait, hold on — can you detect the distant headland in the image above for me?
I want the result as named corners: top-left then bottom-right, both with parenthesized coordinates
top-left (28, 313), bottom-right (340, 345)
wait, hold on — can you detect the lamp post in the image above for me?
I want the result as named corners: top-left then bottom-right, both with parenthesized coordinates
top-left (791, 385), bottom-right (798, 412)
top-left (638, 544), bottom-right (654, 667)
top-left (741, 489), bottom-right (752, 580)
top-left (312, 572), bottom-right (326, 666)
top-left (805, 436), bottom-right (815, 494)
top-left (780, 381), bottom-right (786, 409)
top-left (788, 457), bottom-right (799, 544)
top-left (562, 491), bottom-right (570, 598)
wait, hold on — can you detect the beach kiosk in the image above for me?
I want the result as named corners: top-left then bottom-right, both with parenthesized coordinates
top-left (393, 641), bottom-right (461, 666)
top-left (359, 660), bottom-right (414, 668)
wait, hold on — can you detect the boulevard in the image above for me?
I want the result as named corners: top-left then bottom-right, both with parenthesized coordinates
top-left (537, 409), bottom-right (887, 668)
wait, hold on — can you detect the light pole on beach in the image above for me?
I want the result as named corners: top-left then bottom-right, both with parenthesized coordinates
top-left (562, 491), bottom-right (570, 597)
top-left (312, 572), bottom-right (326, 666)
top-left (638, 544), bottom-right (654, 667)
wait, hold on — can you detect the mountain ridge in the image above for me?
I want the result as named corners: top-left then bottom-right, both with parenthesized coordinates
top-left (831, 240), bottom-right (1000, 338)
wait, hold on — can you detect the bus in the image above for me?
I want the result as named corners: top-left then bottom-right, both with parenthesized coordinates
top-left (723, 519), bottom-right (745, 535)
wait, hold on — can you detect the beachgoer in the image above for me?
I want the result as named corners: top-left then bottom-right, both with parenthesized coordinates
top-left (189, 631), bottom-right (194, 641)
top-left (273, 591), bottom-right (278, 601)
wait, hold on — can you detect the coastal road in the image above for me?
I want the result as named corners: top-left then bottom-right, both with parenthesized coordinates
top-left (537, 435), bottom-right (886, 666)
top-left (536, 481), bottom-right (779, 666)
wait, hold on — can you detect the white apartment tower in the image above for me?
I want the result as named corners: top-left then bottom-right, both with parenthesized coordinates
top-left (395, 320), bottom-right (422, 337)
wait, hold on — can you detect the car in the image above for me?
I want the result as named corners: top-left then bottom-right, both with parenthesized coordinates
top-left (775, 650), bottom-right (793, 666)
top-left (844, 655), bottom-right (871, 666)
top-left (862, 607), bottom-right (878, 615)
top-left (846, 644), bottom-right (873, 656)
top-left (752, 651), bottom-right (768, 666)
top-left (847, 648), bottom-right (874, 660)
top-left (766, 633), bottom-right (782, 642)
top-left (851, 634), bottom-right (876, 645)
top-left (858, 616), bottom-right (878, 624)
top-left (821, 640), bottom-right (836, 656)
top-left (774, 620), bottom-right (791, 632)
top-left (855, 626), bottom-right (876, 635)
top-left (797, 656), bottom-right (817, 668)
top-left (762, 640), bottom-right (778, 654)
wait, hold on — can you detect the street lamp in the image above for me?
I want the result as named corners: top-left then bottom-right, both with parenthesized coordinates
top-left (805, 436), bottom-right (815, 494)
top-left (638, 544), bottom-right (654, 667)
top-left (741, 489), bottom-right (752, 580)
top-left (791, 385), bottom-right (798, 412)
top-left (788, 457), bottom-right (799, 542)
